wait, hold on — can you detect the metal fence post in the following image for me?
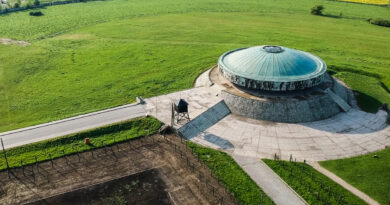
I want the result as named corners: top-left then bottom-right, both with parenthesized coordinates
top-left (49, 153), bottom-right (53, 167)
top-left (35, 156), bottom-right (39, 173)
top-left (76, 146), bottom-right (80, 162)
top-left (261, 193), bottom-right (264, 205)
top-left (21, 160), bottom-right (25, 176)
top-left (1, 138), bottom-right (10, 178)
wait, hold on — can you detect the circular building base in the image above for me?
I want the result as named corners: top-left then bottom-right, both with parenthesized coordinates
top-left (210, 66), bottom-right (354, 123)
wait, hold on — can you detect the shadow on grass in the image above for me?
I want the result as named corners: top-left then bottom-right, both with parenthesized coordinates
top-left (0, 6), bottom-right (48, 16)
top-left (0, 0), bottom-right (107, 16)
top-left (328, 65), bottom-right (381, 79)
top-left (380, 82), bottom-right (390, 94)
top-left (354, 91), bottom-right (382, 113)
top-left (322, 13), bottom-right (342, 19)
top-left (317, 12), bottom-right (366, 20)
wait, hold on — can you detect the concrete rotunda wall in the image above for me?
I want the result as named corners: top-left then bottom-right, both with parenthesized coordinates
top-left (221, 79), bottom-right (353, 123)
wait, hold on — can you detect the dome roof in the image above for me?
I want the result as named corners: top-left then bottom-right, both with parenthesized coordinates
top-left (218, 45), bottom-right (327, 91)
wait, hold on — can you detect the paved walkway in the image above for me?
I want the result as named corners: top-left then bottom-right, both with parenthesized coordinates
top-left (143, 87), bottom-right (222, 126)
top-left (143, 69), bottom-right (390, 162)
top-left (192, 110), bottom-right (389, 161)
top-left (0, 103), bottom-right (145, 149)
top-left (310, 162), bottom-right (380, 205)
top-left (232, 154), bottom-right (307, 205)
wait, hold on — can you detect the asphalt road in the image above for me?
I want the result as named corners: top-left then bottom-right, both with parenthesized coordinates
top-left (0, 103), bottom-right (145, 149)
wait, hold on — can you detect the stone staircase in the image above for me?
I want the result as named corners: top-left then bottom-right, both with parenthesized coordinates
top-left (325, 88), bottom-right (351, 112)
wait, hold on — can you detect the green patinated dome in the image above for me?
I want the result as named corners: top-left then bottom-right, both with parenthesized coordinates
top-left (218, 45), bottom-right (327, 91)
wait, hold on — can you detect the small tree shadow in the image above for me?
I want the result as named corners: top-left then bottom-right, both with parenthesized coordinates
top-left (322, 13), bottom-right (342, 19)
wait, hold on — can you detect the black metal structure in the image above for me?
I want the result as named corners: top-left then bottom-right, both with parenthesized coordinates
top-left (172, 99), bottom-right (190, 125)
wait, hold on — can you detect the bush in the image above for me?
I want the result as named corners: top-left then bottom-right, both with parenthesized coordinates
top-left (311, 5), bottom-right (324, 15)
top-left (34, 0), bottom-right (40, 6)
top-left (368, 18), bottom-right (390, 27)
top-left (29, 11), bottom-right (43, 16)
top-left (13, 2), bottom-right (20, 8)
top-left (24, 0), bottom-right (33, 8)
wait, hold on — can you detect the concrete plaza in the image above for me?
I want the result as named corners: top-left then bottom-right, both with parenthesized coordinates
top-left (145, 69), bottom-right (390, 162)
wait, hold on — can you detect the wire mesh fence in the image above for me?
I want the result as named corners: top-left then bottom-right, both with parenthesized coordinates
top-left (266, 154), bottom-right (357, 205)
top-left (0, 134), bottom-right (240, 205)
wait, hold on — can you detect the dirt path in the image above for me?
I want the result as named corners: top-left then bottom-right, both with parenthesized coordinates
top-left (0, 135), bottom-right (237, 205)
top-left (310, 162), bottom-right (379, 205)
top-left (0, 38), bottom-right (29, 46)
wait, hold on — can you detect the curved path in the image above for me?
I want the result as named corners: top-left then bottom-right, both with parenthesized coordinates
top-left (310, 162), bottom-right (379, 205)
top-left (0, 103), bottom-right (145, 149)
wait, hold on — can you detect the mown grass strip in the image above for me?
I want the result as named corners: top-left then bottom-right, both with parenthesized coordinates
top-left (187, 142), bottom-right (274, 205)
top-left (263, 159), bottom-right (366, 205)
top-left (320, 148), bottom-right (390, 205)
top-left (0, 117), bottom-right (162, 171)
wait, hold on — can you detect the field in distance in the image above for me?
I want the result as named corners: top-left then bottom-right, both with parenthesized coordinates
top-left (339, 0), bottom-right (389, 5)
top-left (0, 0), bottom-right (389, 132)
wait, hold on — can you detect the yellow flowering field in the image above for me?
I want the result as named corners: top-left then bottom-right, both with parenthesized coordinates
top-left (339, 0), bottom-right (389, 5)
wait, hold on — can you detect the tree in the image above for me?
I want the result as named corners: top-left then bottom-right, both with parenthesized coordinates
top-left (24, 0), bottom-right (33, 8)
top-left (311, 5), bottom-right (324, 16)
top-left (33, 0), bottom-right (39, 6)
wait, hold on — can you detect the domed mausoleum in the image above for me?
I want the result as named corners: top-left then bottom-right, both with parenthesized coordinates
top-left (218, 45), bottom-right (327, 91)
top-left (210, 45), bottom-right (354, 123)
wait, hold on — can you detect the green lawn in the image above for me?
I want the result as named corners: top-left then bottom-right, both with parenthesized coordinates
top-left (0, 0), bottom-right (389, 132)
top-left (188, 142), bottom-right (274, 205)
top-left (0, 117), bottom-right (162, 171)
top-left (263, 159), bottom-right (366, 205)
top-left (320, 148), bottom-right (390, 205)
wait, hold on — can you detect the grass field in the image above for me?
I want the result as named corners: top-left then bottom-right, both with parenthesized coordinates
top-left (188, 142), bottom-right (274, 205)
top-left (0, 117), bottom-right (162, 170)
top-left (0, 0), bottom-right (389, 132)
top-left (263, 159), bottom-right (366, 205)
top-left (320, 148), bottom-right (390, 205)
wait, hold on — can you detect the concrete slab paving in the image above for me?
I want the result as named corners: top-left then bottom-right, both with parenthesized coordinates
top-left (232, 155), bottom-right (307, 205)
top-left (143, 69), bottom-right (390, 162)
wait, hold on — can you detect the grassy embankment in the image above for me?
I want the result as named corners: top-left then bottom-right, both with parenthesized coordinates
top-left (0, 117), bottom-right (162, 170)
top-left (0, 0), bottom-right (389, 132)
top-left (320, 147), bottom-right (390, 205)
top-left (263, 159), bottom-right (367, 205)
top-left (188, 142), bottom-right (274, 205)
